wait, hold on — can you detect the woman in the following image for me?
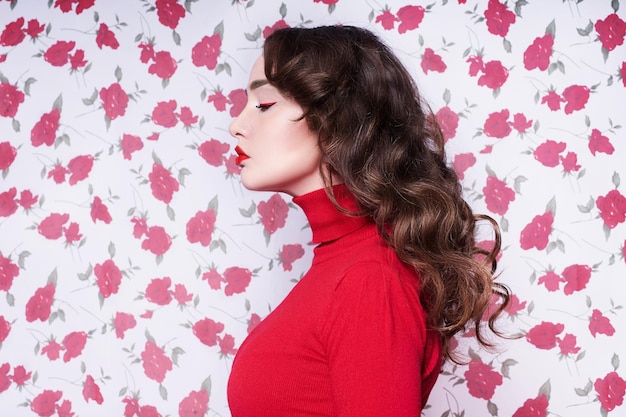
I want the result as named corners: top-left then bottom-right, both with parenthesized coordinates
top-left (227, 25), bottom-right (510, 416)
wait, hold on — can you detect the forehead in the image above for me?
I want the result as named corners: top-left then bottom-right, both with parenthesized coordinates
top-left (248, 55), bottom-right (265, 85)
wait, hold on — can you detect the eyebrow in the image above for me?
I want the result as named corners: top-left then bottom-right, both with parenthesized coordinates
top-left (248, 79), bottom-right (269, 91)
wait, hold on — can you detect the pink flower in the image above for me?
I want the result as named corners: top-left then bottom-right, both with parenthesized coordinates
top-left (48, 164), bottom-right (68, 183)
top-left (258, 193), bottom-right (289, 234)
top-left (207, 90), bottom-right (229, 111)
top-left (30, 390), bottom-right (62, 417)
top-left (520, 211), bottom-right (553, 250)
top-left (113, 312), bottom-right (136, 339)
top-left (263, 19), bottom-right (290, 39)
top-left (10, 365), bottom-right (31, 386)
top-left (25, 19), bottom-right (46, 39)
top-left (179, 390), bottom-right (210, 417)
top-left (541, 90), bottom-right (564, 111)
top-left (512, 394), bottom-right (549, 417)
top-left (95, 23), bottom-right (119, 49)
top-left (421, 48), bottom-right (446, 74)
top-left (31, 108), bottom-right (61, 147)
top-left (67, 154), bottom-right (94, 185)
top-left (594, 372), bottom-right (626, 412)
top-left (218, 334), bottom-right (238, 355)
top-left (537, 270), bottom-right (563, 292)
top-left (0, 83), bottom-right (25, 118)
top-left (511, 113), bottom-right (532, 134)
top-left (100, 83), bottom-right (129, 120)
top-left (191, 34), bottom-right (222, 70)
top-left (560, 152), bottom-right (581, 173)
top-left (82, 375), bottom-right (103, 404)
top-left (192, 317), bottom-right (224, 347)
top-left (145, 277), bottom-right (173, 306)
top-left (483, 109), bottom-right (511, 138)
top-left (156, 0), bottom-right (186, 29)
top-left (484, 0), bottom-right (516, 37)
top-left (63, 222), bottom-right (82, 244)
top-left (595, 13), bottom-right (626, 52)
top-left (453, 153), bottom-right (476, 180)
top-left (151, 100), bottom-right (178, 128)
top-left (91, 196), bottom-right (112, 224)
top-left (483, 176), bottom-right (515, 216)
top-left (467, 55), bottom-right (484, 76)
top-left (279, 244), bottom-right (305, 271)
top-left (62, 331), bottom-right (87, 362)
top-left (526, 321), bottom-right (564, 349)
top-left (17, 189), bottom-right (38, 210)
top-left (148, 162), bottom-right (179, 204)
top-left (94, 259), bottom-right (122, 298)
top-left (375, 10), bottom-right (398, 30)
top-left (131, 216), bottom-right (148, 238)
top-left (397, 5), bottom-right (425, 34)
top-left (588, 309), bottom-right (615, 337)
top-left (148, 50), bottom-right (177, 79)
top-left (38, 213), bottom-right (70, 239)
top-left (0, 17), bottom-right (25, 47)
top-left (524, 34), bottom-right (554, 71)
top-left (588, 128), bottom-right (615, 156)
top-left (198, 139), bottom-right (229, 167)
top-left (0, 188), bottom-right (17, 217)
top-left (464, 360), bottom-right (503, 400)
top-left (596, 189), bottom-right (626, 229)
top-left (533, 139), bottom-right (566, 167)
top-left (141, 226), bottom-right (172, 256)
top-left (138, 42), bottom-right (155, 63)
top-left (202, 269), bottom-right (224, 290)
top-left (248, 313), bottom-right (261, 334)
top-left (435, 106), bottom-right (459, 142)
top-left (478, 60), bottom-right (508, 89)
top-left (44, 40), bottom-right (75, 66)
top-left (171, 284), bottom-right (192, 305)
top-left (177, 106), bottom-right (198, 127)
top-left (0, 316), bottom-right (10, 343)
top-left (557, 333), bottom-right (580, 355)
top-left (223, 267), bottom-right (252, 296)
top-left (561, 264), bottom-right (591, 295)
top-left (562, 84), bottom-right (590, 114)
top-left (41, 340), bottom-right (63, 361)
top-left (69, 49), bottom-right (88, 69)
top-left (121, 134), bottom-right (144, 160)
top-left (186, 209), bottom-right (216, 246)
top-left (141, 341), bottom-right (172, 383)
top-left (228, 88), bottom-right (247, 117)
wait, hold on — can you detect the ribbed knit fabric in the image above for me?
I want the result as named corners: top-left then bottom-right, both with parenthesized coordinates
top-left (227, 185), bottom-right (443, 417)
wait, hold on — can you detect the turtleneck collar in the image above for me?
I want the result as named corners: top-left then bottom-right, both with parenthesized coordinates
top-left (293, 185), bottom-right (370, 244)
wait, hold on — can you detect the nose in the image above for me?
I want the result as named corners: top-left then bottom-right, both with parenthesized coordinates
top-left (229, 113), bottom-right (246, 139)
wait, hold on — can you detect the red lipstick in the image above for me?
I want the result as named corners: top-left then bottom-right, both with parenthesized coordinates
top-left (235, 145), bottom-right (250, 165)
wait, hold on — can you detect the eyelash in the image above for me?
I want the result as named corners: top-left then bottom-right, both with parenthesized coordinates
top-left (256, 102), bottom-right (276, 112)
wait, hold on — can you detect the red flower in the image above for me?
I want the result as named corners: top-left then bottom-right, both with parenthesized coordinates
top-left (263, 19), bottom-right (290, 39)
top-left (258, 193), bottom-right (289, 234)
top-left (588, 128), bottom-right (615, 156)
top-left (31, 108), bottom-right (61, 147)
top-left (467, 55), bottom-right (484, 76)
top-left (524, 33), bottom-right (554, 71)
top-left (68, 154), bottom-right (94, 185)
top-left (17, 189), bottom-right (38, 210)
top-left (533, 139), bottom-right (566, 167)
top-left (223, 266), bottom-right (252, 296)
top-left (192, 317), bottom-right (224, 347)
top-left (83, 375), bottom-right (103, 404)
top-left (421, 48), bottom-right (446, 74)
top-left (198, 139), bottom-right (229, 167)
top-left (69, 49), bottom-right (88, 69)
top-left (38, 212), bottom-right (70, 239)
top-left (228, 88), bottom-right (247, 117)
top-left (10, 365), bottom-right (31, 386)
top-left (25, 19), bottom-right (46, 39)
top-left (149, 50), bottom-right (177, 79)
top-left (202, 269), bottom-right (224, 290)
top-left (44, 40), bottom-right (75, 66)
top-left (397, 5), bottom-right (425, 34)
top-left (562, 84), bottom-right (590, 114)
top-left (560, 152), bottom-right (581, 173)
top-left (48, 164), bottom-right (68, 183)
top-left (453, 153), bottom-right (476, 180)
top-left (149, 162), bottom-right (179, 204)
top-left (113, 312), bottom-right (136, 339)
top-left (247, 313), bottom-right (261, 334)
top-left (594, 371), bottom-right (626, 412)
top-left (141, 341), bottom-right (172, 383)
top-left (596, 189), bottom-right (626, 229)
top-left (139, 42), bottom-right (155, 63)
top-left (141, 226), bottom-right (172, 256)
top-left (511, 112), bottom-right (532, 134)
top-left (218, 334), bottom-right (238, 355)
top-left (375, 10), bottom-right (398, 30)
top-left (589, 309), bottom-right (615, 337)
top-left (41, 340), bottom-right (63, 361)
top-left (177, 106), bottom-right (198, 127)
top-left (145, 277), bottom-right (173, 305)
top-left (279, 244), bottom-right (305, 271)
top-left (94, 259), bottom-right (122, 298)
top-left (512, 394), bottom-right (549, 417)
top-left (478, 60), bottom-right (508, 89)
top-left (537, 270), bottom-right (563, 292)
top-left (595, 13), bottom-right (626, 52)
top-left (1, 17), bottom-right (25, 46)
top-left (541, 90), bottom-right (564, 111)
top-left (179, 390), bottom-right (209, 417)
top-left (483, 109), bottom-right (511, 138)
top-left (207, 90), bottom-right (229, 111)
top-left (464, 360), bottom-right (503, 400)
top-left (151, 100), bottom-right (178, 127)
top-left (90, 196), bottom-right (112, 224)
top-left (557, 333), bottom-right (581, 355)
top-left (561, 264), bottom-right (591, 295)
top-left (526, 321), bottom-right (564, 349)
top-left (0, 254), bottom-right (19, 292)
top-left (483, 175), bottom-right (515, 216)
top-left (95, 23), bottom-right (119, 49)
top-left (435, 106), bottom-right (459, 142)
top-left (62, 331), bottom-right (87, 362)
top-left (0, 187), bottom-right (18, 217)
top-left (484, 0), bottom-right (516, 37)
top-left (25, 283), bottom-right (56, 322)
top-left (0, 82), bottom-right (25, 118)
top-left (191, 34), bottom-right (222, 70)
top-left (121, 134), bottom-right (144, 160)
top-left (30, 390), bottom-right (63, 417)
top-left (100, 82), bottom-right (129, 120)
top-left (155, 0), bottom-right (186, 29)
top-left (186, 209), bottom-right (216, 246)
top-left (0, 316), bottom-right (10, 343)
top-left (520, 211), bottom-right (553, 250)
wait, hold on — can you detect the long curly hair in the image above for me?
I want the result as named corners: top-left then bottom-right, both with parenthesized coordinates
top-left (263, 25), bottom-right (511, 363)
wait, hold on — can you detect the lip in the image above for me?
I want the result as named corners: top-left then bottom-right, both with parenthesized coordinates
top-left (235, 145), bottom-right (250, 165)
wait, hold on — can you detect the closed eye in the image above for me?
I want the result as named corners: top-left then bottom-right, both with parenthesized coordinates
top-left (256, 102), bottom-right (276, 112)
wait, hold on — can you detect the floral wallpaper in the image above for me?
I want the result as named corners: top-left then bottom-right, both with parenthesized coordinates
top-left (1, 1), bottom-right (625, 416)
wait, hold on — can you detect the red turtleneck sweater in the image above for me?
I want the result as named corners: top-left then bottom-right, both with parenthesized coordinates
top-left (228, 186), bottom-right (443, 416)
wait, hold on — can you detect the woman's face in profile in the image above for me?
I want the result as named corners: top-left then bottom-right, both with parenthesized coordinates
top-left (229, 55), bottom-right (323, 197)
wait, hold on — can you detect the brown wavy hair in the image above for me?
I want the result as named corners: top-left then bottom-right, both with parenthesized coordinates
top-left (263, 25), bottom-right (511, 363)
